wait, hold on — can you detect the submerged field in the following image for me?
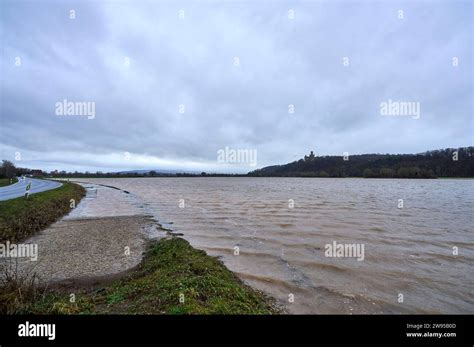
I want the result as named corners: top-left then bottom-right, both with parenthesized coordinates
top-left (67, 177), bottom-right (474, 314)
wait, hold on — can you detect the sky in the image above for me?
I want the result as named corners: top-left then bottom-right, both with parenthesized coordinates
top-left (1, 0), bottom-right (473, 173)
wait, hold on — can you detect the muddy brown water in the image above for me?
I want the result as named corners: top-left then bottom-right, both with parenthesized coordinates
top-left (66, 177), bottom-right (474, 314)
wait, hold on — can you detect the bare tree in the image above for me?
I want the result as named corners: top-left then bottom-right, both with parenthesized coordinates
top-left (0, 160), bottom-right (16, 178)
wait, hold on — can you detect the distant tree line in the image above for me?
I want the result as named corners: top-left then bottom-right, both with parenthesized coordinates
top-left (0, 161), bottom-right (245, 178)
top-left (248, 147), bottom-right (474, 178)
top-left (0, 160), bottom-right (31, 178)
top-left (47, 171), bottom-right (244, 178)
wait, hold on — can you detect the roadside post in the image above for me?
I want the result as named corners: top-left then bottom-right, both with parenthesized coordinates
top-left (25, 182), bottom-right (31, 199)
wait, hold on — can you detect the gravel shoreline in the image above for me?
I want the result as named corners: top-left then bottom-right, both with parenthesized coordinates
top-left (12, 215), bottom-right (152, 283)
top-left (5, 183), bottom-right (164, 284)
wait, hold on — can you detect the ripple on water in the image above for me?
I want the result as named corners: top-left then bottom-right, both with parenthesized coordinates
top-left (71, 177), bottom-right (474, 314)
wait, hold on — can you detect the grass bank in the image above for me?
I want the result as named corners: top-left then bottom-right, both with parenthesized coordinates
top-left (0, 178), bottom-right (17, 187)
top-left (1, 237), bottom-right (279, 314)
top-left (0, 182), bottom-right (86, 243)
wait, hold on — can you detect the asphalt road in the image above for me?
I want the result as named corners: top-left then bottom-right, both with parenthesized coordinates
top-left (0, 177), bottom-right (62, 201)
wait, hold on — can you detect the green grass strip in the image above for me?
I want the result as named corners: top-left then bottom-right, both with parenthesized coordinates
top-left (0, 182), bottom-right (86, 243)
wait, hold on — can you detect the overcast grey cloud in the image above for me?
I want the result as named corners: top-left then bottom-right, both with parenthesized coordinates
top-left (1, 0), bottom-right (472, 173)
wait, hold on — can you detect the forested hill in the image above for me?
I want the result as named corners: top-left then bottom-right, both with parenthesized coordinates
top-left (248, 147), bottom-right (474, 178)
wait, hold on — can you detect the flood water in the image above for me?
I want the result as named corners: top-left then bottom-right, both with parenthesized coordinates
top-left (73, 177), bottom-right (474, 314)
